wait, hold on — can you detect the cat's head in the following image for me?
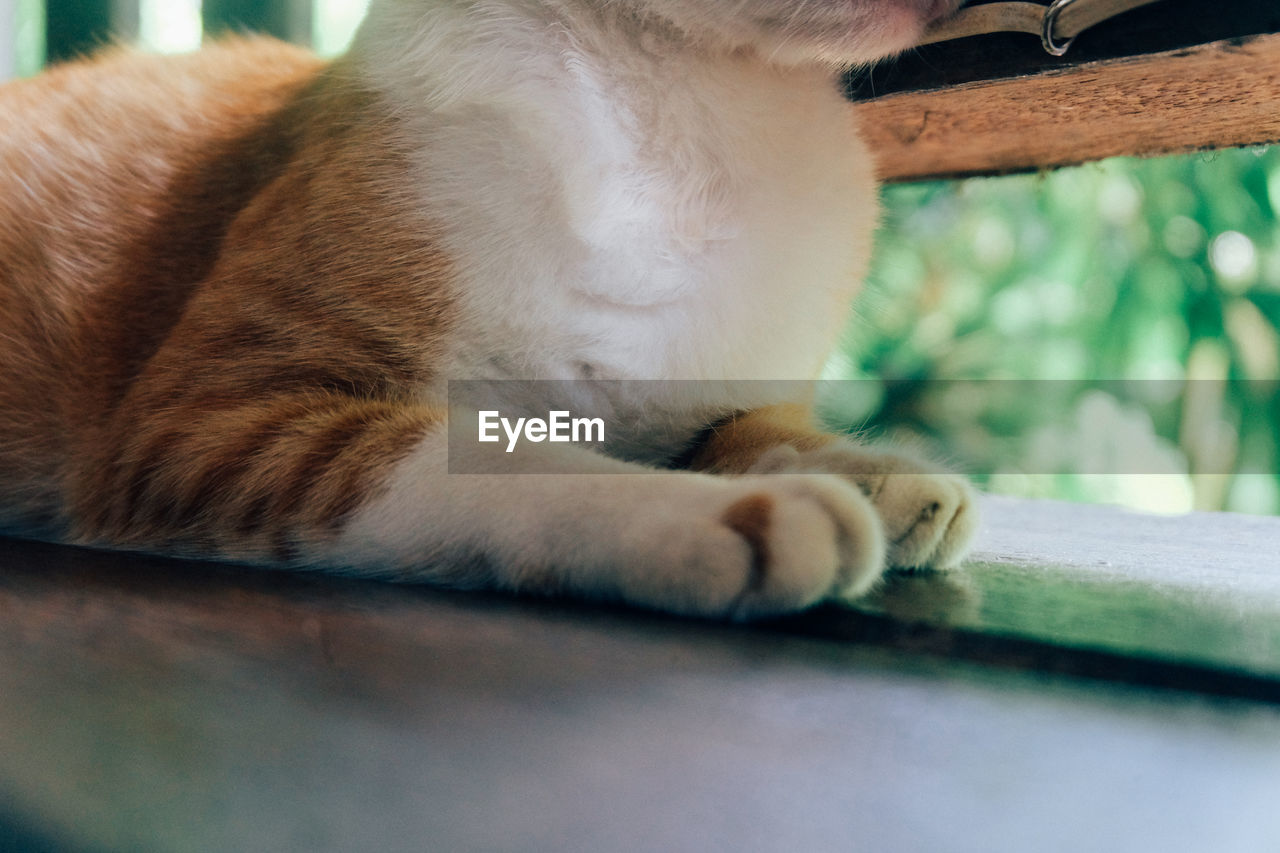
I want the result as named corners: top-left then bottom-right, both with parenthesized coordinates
top-left (363, 1), bottom-right (961, 68)
top-left (612, 0), bottom-right (963, 65)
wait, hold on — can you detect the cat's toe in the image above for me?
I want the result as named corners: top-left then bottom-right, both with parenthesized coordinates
top-left (754, 445), bottom-right (980, 571)
top-left (874, 470), bottom-right (977, 570)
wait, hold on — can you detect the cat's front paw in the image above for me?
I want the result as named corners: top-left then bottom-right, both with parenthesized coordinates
top-left (643, 474), bottom-right (886, 620)
top-left (749, 444), bottom-right (978, 572)
top-left (719, 474), bottom-right (886, 618)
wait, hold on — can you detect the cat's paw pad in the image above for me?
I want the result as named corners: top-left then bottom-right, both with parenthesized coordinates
top-left (750, 445), bottom-right (977, 571)
top-left (708, 474), bottom-right (885, 620)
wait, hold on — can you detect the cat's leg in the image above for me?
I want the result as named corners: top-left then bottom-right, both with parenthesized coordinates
top-left (685, 404), bottom-right (978, 571)
top-left (72, 397), bottom-right (887, 619)
top-left (326, 410), bottom-right (888, 619)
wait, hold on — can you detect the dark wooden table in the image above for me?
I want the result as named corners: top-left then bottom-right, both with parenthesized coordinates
top-left (2, 496), bottom-right (1279, 852)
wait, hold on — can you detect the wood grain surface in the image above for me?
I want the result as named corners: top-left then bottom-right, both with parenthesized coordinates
top-left (856, 33), bottom-right (1280, 182)
top-left (3, 495), bottom-right (1280, 852)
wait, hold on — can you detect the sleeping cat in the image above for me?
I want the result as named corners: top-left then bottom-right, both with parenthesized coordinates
top-left (0, 0), bottom-right (975, 619)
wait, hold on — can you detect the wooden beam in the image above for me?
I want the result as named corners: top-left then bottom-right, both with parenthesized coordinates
top-left (847, 0), bottom-right (1280, 101)
top-left (855, 33), bottom-right (1280, 183)
top-left (4, 496), bottom-right (1280, 851)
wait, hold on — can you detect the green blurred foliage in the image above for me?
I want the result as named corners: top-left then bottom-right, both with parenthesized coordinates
top-left (825, 148), bottom-right (1280, 515)
top-left (313, 0), bottom-right (369, 56)
top-left (15, 0), bottom-right (46, 76)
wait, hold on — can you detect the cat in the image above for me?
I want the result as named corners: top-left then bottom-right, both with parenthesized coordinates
top-left (0, 0), bottom-right (975, 620)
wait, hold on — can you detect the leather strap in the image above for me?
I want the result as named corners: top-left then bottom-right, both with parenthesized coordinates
top-left (920, 0), bottom-right (1166, 55)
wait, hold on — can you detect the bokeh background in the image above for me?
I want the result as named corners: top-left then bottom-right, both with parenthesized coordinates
top-left (829, 150), bottom-right (1280, 516)
top-left (4, 1), bottom-right (1277, 515)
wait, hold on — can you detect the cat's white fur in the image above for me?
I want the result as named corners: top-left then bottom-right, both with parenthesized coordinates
top-left (321, 0), bottom-right (971, 617)
top-left (356, 0), bottom-right (892, 387)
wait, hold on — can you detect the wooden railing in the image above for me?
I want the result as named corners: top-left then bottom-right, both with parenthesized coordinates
top-left (848, 0), bottom-right (1280, 181)
top-left (5, 0), bottom-right (1279, 174)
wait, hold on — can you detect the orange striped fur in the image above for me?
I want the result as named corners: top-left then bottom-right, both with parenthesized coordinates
top-left (1, 41), bottom-right (448, 559)
top-left (0, 4), bottom-right (975, 618)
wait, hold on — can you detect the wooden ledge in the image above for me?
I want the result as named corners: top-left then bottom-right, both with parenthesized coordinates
top-left (2, 497), bottom-right (1280, 849)
top-left (854, 32), bottom-right (1280, 182)
top-left (783, 495), bottom-right (1280, 701)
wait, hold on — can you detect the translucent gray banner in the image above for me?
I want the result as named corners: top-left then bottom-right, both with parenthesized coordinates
top-left (445, 379), bottom-right (1278, 478)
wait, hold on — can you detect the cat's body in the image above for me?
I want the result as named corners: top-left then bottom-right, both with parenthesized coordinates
top-left (0, 0), bottom-right (975, 618)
